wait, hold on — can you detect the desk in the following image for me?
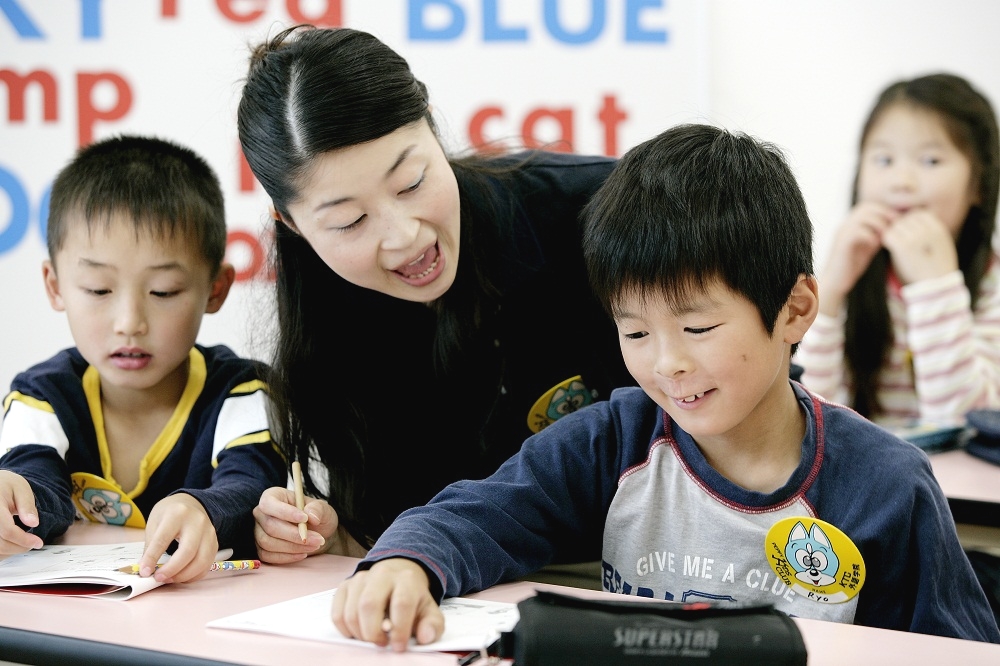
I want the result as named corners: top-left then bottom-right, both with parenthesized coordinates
top-left (929, 448), bottom-right (1000, 545)
top-left (1, 523), bottom-right (998, 665)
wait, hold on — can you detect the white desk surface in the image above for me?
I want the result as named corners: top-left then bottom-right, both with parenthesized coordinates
top-left (929, 447), bottom-right (1000, 504)
top-left (0, 523), bottom-right (997, 665)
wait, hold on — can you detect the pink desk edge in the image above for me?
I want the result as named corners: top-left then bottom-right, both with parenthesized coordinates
top-left (928, 448), bottom-right (1000, 504)
top-left (0, 524), bottom-right (997, 666)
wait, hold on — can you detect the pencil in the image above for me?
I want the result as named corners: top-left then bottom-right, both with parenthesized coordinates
top-left (117, 560), bottom-right (262, 574)
top-left (292, 459), bottom-right (308, 541)
top-left (208, 559), bottom-right (261, 572)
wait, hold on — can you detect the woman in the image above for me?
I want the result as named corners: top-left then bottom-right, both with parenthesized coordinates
top-left (238, 25), bottom-right (634, 561)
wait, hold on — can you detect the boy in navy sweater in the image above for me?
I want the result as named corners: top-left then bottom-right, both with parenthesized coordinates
top-left (0, 136), bottom-right (285, 582)
top-left (330, 124), bottom-right (1000, 647)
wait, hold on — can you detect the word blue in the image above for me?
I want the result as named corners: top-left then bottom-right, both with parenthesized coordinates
top-left (409, 0), bottom-right (667, 44)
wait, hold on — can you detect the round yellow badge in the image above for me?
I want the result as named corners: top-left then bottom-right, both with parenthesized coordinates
top-left (71, 472), bottom-right (146, 528)
top-left (526, 375), bottom-right (594, 433)
top-left (764, 516), bottom-right (865, 604)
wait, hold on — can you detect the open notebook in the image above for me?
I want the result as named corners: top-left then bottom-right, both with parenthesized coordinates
top-left (0, 542), bottom-right (233, 600)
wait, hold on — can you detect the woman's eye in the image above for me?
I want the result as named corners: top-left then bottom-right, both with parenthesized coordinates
top-left (401, 175), bottom-right (424, 194)
top-left (335, 215), bottom-right (366, 232)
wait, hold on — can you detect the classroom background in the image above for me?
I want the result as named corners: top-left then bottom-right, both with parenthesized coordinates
top-left (2, 0), bottom-right (999, 398)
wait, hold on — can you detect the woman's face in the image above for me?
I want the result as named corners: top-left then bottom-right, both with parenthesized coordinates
top-left (282, 119), bottom-right (461, 302)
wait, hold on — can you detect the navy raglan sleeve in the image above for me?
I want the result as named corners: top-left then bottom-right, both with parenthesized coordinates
top-left (0, 372), bottom-right (80, 542)
top-left (359, 394), bottom-right (635, 600)
top-left (177, 358), bottom-right (285, 558)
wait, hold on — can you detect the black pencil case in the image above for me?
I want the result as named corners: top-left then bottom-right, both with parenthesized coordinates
top-left (966, 409), bottom-right (1000, 465)
top-left (496, 590), bottom-right (807, 666)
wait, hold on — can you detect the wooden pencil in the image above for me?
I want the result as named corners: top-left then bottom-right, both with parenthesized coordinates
top-left (292, 459), bottom-right (308, 541)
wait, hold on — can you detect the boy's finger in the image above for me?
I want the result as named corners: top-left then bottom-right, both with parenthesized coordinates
top-left (414, 610), bottom-right (445, 646)
top-left (139, 531), bottom-right (175, 577)
top-left (0, 512), bottom-right (43, 551)
top-left (11, 490), bottom-right (39, 528)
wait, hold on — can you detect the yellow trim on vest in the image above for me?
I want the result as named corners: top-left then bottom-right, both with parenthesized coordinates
top-left (83, 365), bottom-right (113, 483)
top-left (137, 348), bottom-right (206, 495)
top-left (84, 348), bottom-right (206, 497)
top-left (213, 429), bottom-right (273, 468)
top-left (3, 391), bottom-right (55, 414)
top-left (230, 379), bottom-right (267, 395)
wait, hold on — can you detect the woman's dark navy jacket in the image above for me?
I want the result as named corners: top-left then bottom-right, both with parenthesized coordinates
top-left (339, 150), bottom-right (636, 544)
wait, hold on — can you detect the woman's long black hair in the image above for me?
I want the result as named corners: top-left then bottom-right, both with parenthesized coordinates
top-left (238, 25), bottom-right (517, 543)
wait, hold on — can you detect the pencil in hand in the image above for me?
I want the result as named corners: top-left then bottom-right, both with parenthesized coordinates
top-left (292, 459), bottom-right (308, 542)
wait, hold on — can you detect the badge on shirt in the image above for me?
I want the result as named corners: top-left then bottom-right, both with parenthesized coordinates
top-left (765, 516), bottom-right (866, 604)
top-left (527, 375), bottom-right (595, 434)
top-left (71, 472), bottom-right (146, 528)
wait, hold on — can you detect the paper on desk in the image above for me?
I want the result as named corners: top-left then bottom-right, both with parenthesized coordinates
top-left (0, 543), bottom-right (234, 600)
top-left (0, 542), bottom-right (161, 600)
top-left (207, 588), bottom-right (519, 653)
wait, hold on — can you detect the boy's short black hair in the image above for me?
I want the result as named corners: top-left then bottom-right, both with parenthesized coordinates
top-left (46, 135), bottom-right (227, 272)
top-left (583, 123), bottom-right (813, 334)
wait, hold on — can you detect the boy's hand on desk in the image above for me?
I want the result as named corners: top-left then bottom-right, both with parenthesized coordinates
top-left (331, 558), bottom-right (444, 652)
top-left (0, 471), bottom-right (44, 554)
top-left (140, 493), bottom-right (219, 583)
top-left (253, 487), bottom-right (332, 562)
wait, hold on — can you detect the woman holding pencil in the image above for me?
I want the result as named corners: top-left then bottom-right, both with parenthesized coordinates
top-left (238, 25), bottom-right (636, 562)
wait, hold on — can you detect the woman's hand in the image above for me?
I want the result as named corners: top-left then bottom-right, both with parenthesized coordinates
top-left (331, 558), bottom-right (444, 651)
top-left (253, 487), bottom-right (367, 563)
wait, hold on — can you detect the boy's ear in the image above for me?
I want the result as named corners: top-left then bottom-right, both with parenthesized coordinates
top-left (782, 274), bottom-right (819, 345)
top-left (41, 260), bottom-right (66, 312)
top-left (205, 263), bottom-right (236, 314)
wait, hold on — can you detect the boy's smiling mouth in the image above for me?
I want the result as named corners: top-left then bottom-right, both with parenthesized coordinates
top-left (671, 389), bottom-right (713, 407)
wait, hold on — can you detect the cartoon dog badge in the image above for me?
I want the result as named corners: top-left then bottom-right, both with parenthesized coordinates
top-left (70, 472), bottom-right (146, 528)
top-left (526, 375), bottom-right (595, 433)
top-left (765, 516), bottom-right (866, 604)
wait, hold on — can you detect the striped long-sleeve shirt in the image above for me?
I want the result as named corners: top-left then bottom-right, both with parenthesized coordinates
top-left (796, 260), bottom-right (1000, 425)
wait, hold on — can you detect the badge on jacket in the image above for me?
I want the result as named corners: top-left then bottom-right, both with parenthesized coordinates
top-left (527, 375), bottom-right (595, 434)
top-left (765, 516), bottom-right (866, 604)
top-left (71, 472), bottom-right (145, 528)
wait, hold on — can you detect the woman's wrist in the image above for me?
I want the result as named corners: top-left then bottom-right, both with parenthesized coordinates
top-left (321, 524), bottom-right (370, 558)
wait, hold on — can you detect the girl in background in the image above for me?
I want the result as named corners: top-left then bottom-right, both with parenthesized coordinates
top-left (797, 73), bottom-right (1000, 426)
top-left (236, 25), bottom-right (635, 561)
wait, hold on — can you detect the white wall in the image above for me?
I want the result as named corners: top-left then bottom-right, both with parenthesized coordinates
top-left (1, 0), bottom-right (999, 398)
top-left (709, 0), bottom-right (1000, 277)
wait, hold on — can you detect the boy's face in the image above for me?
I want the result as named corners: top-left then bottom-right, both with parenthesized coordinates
top-left (42, 213), bottom-right (233, 403)
top-left (613, 276), bottom-right (815, 446)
